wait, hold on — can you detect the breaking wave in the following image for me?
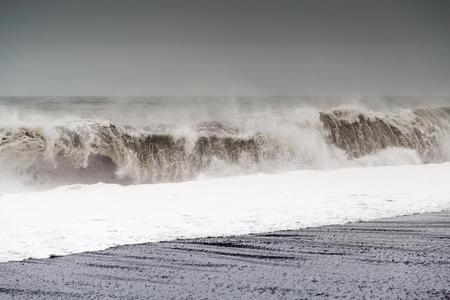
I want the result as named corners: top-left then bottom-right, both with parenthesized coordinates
top-left (0, 105), bottom-right (449, 191)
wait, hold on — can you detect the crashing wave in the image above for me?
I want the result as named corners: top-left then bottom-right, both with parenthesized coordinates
top-left (320, 107), bottom-right (450, 162)
top-left (0, 106), bottom-right (449, 189)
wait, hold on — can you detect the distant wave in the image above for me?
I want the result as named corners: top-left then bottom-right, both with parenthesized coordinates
top-left (0, 106), bottom-right (449, 190)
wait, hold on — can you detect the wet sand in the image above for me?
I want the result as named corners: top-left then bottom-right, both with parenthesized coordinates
top-left (0, 211), bottom-right (449, 299)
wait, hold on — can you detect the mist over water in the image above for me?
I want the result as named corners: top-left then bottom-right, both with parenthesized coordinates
top-left (0, 96), bottom-right (449, 192)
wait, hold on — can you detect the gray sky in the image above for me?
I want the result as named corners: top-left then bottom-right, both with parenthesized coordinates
top-left (0, 0), bottom-right (449, 96)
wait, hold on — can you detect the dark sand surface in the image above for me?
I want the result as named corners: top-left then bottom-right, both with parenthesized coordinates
top-left (0, 211), bottom-right (449, 299)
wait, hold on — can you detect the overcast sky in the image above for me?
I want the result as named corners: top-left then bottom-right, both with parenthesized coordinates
top-left (0, 0), bottom-right (449, 96)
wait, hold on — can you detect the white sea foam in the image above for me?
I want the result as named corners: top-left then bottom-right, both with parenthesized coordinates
top-left (0, 163), bottom-right (449, 262)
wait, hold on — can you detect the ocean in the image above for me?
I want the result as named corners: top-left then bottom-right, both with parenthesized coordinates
top-left (0, 96), bottom-right (449, 261)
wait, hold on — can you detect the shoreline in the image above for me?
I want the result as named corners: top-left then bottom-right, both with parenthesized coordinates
top-left (0, 211), bottom-right (449, 299)
top-left (2, 162), bottom-right (449, 263)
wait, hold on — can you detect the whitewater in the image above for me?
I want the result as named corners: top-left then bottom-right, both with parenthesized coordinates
top-left (0, 97), bottom-right (449, 262)
top-left (1, 163), bottom-right (449, 262)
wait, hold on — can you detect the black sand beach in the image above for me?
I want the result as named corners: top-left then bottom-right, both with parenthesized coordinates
top-left (0, 211), bottom-right (449, 299)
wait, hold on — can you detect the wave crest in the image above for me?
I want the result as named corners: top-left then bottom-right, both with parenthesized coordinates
top-left (1, 106), bottom-right (449, 190)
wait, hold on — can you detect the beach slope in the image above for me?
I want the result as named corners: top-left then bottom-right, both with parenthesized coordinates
top-left (1, 211), bottom-right (449, 299)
